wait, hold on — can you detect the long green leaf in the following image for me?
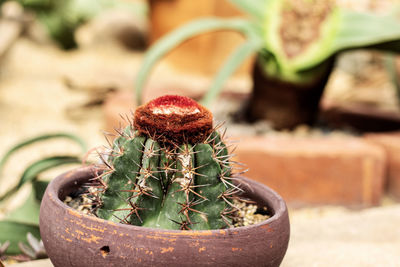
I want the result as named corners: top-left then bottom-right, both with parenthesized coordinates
top-left (333, 10), bottom-right (400, 53)
top-left (134, 17), bottom-right (256, 106)
top-left (32, 180), bottom-right (50, 202)
top-left (0, 156), bottom-right (81, 201)
top-left (259, 4), bottom-right (400, 81)
top-left (200, 40), bottom-right (260, 106)
top-left (0, 221), bottom-right (40, 255)
top-left (228, 0), bottom-right (268, 21)
top-left (19, 156), bottom-right (81, 187)
top-left (6, 191), bottom-right (41, 225)
top-left (0, 133), bottom-right (86, 179)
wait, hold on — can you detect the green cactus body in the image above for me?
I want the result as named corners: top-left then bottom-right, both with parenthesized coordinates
top-left (153, 144), bottom-right (196, 229)
top-left (95, 95), bottom-right (237, 230)
top-left (97, 135), bottom-right (146, 223)
top-left (129, 138), bottom-right (164, 226)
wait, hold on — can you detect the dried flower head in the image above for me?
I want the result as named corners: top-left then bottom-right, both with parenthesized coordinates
top-left (134, 95), bottom-right (213, 145)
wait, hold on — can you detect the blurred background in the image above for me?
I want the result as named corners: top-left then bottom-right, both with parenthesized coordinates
top-left (1, 0), bottom-right (400, 266)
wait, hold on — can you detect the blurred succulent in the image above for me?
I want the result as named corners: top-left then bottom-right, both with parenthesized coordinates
top-left (135, 0), bottom-right (400, 128)
top-left (0, 133), bottom-right (86, 255)
top-left (0, 241), bottom-right (10, 257)
top-left (18, 233), bottom-right (47, 260)
top-left (0, 0), bottom-right (147, 49)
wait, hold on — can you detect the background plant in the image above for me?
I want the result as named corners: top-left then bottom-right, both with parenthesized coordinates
top-left (0, 0), bottom-right (146, 49)
top-left (134, 0), bottom-right (400, 127)
top-left (0, 133), bottom-right (86, 255)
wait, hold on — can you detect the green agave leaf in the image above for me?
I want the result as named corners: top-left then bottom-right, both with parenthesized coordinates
top-left (0, 156), bottom-right (81, 201)
top-left (0, 133), bottom-right (86, 179)
top-left (18, 156), bottom-right (80, 187)
top-left (5, 191), bottom-right (40, 226)
top-left (228, 0), bottom-right (268, 21)
top-left (262, 0), bottom-right (340, 81)
top-left (261, 1), bottom-right (400, 83)
top-left (134, 17), bottom-right (257, 106)
top-left (332, 10), bottom-right (400, 53)
top-left (295, 9), bottom-right (400, 70)
top-left (18, 0), bottom-right (55, 10)
top-left (31, 0), bottom-right (145, 49)
top-left (32, 180), bottom-right (50, 202)
top-left (201, 39), bottom-right (261, 106)
top-left (0, 221), bottom-right (40, 255)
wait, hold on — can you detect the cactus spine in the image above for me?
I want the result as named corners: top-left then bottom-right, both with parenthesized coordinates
top-left (94, 95), bottom-right (239, 230)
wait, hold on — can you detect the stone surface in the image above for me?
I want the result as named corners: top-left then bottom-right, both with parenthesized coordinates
top-left (365, 132), bottom-right (400, 200)
top-left (234, 135), bottom-right (387, 206)
top-left (9, 259), bottom-right (53, 267)
top-left (282, 204), bottom-right (400, 267)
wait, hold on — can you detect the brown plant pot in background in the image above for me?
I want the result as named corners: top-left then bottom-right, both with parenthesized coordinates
top-left (245, 61), bottom-right (334, 130)
top-left (40, 167), bottom-right (290, 267)
top-left (148, 0), bottom-right (253, 77)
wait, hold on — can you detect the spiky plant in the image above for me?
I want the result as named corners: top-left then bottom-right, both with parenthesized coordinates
top-left (91, 95), bottom-right (241, 230)
top-left (18, 233), bottom-right (47, 260)
top-left (134, 0), bottom-right (400, 129)
top-left (0, 241), bottom-right (10, 257)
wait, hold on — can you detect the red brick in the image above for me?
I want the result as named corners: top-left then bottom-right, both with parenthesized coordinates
top-left (234, 136), bottom-right (386, 206)
top-left (365, 132), bottom-right (400, 200)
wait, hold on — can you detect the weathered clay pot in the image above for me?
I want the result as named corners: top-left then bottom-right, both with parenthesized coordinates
top-left (40, 167), bottom-right (290, 267)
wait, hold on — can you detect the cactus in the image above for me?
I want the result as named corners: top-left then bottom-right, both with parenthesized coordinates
top-left (93, 95), bottom-right (240, 230)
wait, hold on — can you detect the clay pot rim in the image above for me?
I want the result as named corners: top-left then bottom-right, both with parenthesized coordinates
top-left (47, 166), bottom-right (287, 234)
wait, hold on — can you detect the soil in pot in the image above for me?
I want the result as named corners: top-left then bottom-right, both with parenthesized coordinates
top-left (64, 180), bottom-right (271, 228)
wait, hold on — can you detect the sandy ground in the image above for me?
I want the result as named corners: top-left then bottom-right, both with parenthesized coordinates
top-left (1, 36), bottom-right (400, 266)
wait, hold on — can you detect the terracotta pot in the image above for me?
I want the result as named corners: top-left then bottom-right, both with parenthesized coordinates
top-left (148, 0), bottom-right (253, 77)
top-left (40, 167), bottom-right (290, 267)
top-left (245, 60), bottom-right (334, 130)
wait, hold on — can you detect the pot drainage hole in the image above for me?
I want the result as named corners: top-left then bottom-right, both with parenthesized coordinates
top-left (100, 246), bottom-right (110, 258)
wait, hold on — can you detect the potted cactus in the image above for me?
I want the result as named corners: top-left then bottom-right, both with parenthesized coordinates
top-left (40, 95), bottom-right (290, 266)
top-left (135, 0), bottom-right (400, 129)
